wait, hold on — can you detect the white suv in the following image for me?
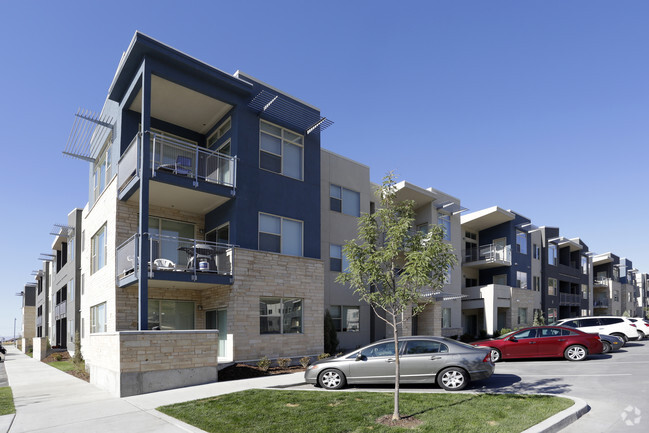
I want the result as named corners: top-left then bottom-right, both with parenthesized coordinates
top-left (627, 318), bottom-right (649, 339)
top-left (555, 316), bottom-right (640, 343)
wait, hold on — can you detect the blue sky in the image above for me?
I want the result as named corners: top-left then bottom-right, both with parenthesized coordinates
top-left (1, 0), bottom-right (647, 337)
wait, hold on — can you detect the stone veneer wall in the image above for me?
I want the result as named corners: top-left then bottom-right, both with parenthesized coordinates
top-left (508, 287), bottom-right (536, 329)
top-left (87, 330), bottom-right (218, 397)
top-left (31, 337), bottom-right (48, 361)
top-left (22, 306), bottom-right (36, 340)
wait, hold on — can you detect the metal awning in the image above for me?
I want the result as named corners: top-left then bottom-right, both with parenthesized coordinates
top-left (435, 201), bottom-right (467, 215)
top-left (63, 108), bottom-right (114, 162)
top-left (421, 290), bottom-right (467, 301)
top-left (249, 90), bottom-right (333, 135)
top-left (38, 253), bottom-right (55, 262)
top-left (50, 224), bottom-right (75, 238)
top-left (516, 222), bottom-right (538, 231)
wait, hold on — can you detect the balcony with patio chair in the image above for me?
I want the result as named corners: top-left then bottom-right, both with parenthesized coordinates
top-left (116, 233), bottom-right (234, 288)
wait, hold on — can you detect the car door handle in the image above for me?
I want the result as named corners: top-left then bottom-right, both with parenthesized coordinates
top-left (558, 339), bottom-right (566, 341)
top-left (386, 358), bottom-right (396, 363)
top-left (529, 341), bottom-right (536, 344)
top-left (430, 356), bottom-right (442, 360)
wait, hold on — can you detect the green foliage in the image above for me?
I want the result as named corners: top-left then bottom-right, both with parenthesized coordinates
top-left (53, 353), bottom-right (63, 361)
top-left (622, 310), bottom-right (630, 317)
top-left (157, 389), bottom-right (574, 433)
top-left (335, 171), bottom-right (457, 420)
top-left (0, 387), bottom-right (16, 416)
top-left (492, 330), bottom-right (501, 338)
top-left (299, 356), bottom-right (311, 368)
top-left (276, 358), bottom-right (291, 369)
top-left (317, 353), bottom-right (330, 360)
top-left (257, 356), bottom-right (271, 372)
top-left (323, 310), bottom-right (339, 354)
top-left (499, 328), bottom-right (512, 335)
top-left (532, 310), bottom-right (545, 326)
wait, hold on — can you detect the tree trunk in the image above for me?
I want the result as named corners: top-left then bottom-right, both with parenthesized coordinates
top-left (392, 316), bottom-right (400, 421)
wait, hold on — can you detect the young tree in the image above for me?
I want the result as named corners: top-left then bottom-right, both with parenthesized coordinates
top-left (336, 172), bottom-right (457, 420)
top-left (533, 310), bottom-right (545, 326)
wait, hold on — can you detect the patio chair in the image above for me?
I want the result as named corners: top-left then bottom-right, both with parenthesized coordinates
top-left (153, 258), bottom-right (177, 270)
top-left (174, 155), bottom-right (192, 176)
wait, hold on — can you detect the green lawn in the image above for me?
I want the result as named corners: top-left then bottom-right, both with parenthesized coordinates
top-left (0, 387), bottom-right (15, 416)
top-left (158, 389), bottom-right (573, 433)
top-left (47, 360), bottom-right (79, 372)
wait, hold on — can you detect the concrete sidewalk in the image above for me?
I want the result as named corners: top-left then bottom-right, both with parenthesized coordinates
top-left (2, 347), bottom-right (305, 433)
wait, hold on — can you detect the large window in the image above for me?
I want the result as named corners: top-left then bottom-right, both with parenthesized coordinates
top-left (330, 184), bottom-right (360, 217)
top-left (148, 299), bottom-right (195, 330)
top-left (547, 308), bottom-right (558, 324)
top-left (330, 306), bottom-right (360, 332)
top-left (92, 139), bottom-right (112, 203)
top-left (548, 278), bottom-right (557, 296)
top-left (90, 302), bottom-right (106, 333)
top-left (260, 120), bottom-right (303, 180)
top-left (516, 230), bottom-right (527, 254)
top-left (259, 213), bottom-right (303, 256)
top-left (91, 225), bottom-right (107, 274)
top-left (260, 297), bottom-right (303, 334)
top-left (533, 276), bottom-right (541, 291)
top-left (518, 308), bottom-right (528, 325)
top-left (517, 271), bottom-right (528, 289)
top-left (442, 308), bottom-right (452, 328)
top-left (438, 214), bottom-right (451, 241)
top-left (149, 217), bottom-right (195, 265)
top-left (548, 244), bottom-right (558, 266)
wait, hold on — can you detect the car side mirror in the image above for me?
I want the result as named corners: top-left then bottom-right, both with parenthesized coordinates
top-left (355, 353), bottom-right (364, 361)
top-left (509, 336), bottom-right (518, 342)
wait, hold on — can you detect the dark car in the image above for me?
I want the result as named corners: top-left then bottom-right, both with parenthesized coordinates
top-left (472, 326), bottom-right (603, 362)
top-left (304, 336), bottom-right (494, 391)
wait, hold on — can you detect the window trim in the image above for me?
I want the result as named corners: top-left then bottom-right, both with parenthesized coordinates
top-left (91, 224), bottom-right (107, 274)
top-left (90, 302), bottom-right (107, 334)
top-left (259, 119), bottom-right (304, 180)
top-left (260, 297), bottom-right (304, 334)
top-left (258, 212), bottom-right (304, 257)
top-left (329, 184), bottom-right (361, 217)
top-left (516, 230), bottom-right (527, 254)
top-left (329, 305), bottom-right (360, 332)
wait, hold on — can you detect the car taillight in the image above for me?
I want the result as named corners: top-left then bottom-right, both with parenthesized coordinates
top-left (630, 324), bottom-right (637, 327)
top-left (483, 352), bottom-right (492, 363)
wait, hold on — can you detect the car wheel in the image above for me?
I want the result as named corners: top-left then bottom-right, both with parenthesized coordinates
top-left (437, 367), bottom-right (468, 391)
top-left (611, 333), bottom-right (628, 345)
top-left (637, 331), bottom-right (645, 340)
top-left (564, 345), bottom-right (587, 361)
top-left (490, 348), bottom-right (501, 363)
top-left (318, 369), bottom-right (346, 390)
top-left (601, 341), bottom-right (611, 354)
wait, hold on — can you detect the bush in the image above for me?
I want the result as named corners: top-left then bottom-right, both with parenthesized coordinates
top-left (299, 356), bottom-right (311, 368)
top-left (324, 310), bottom-right (339, 355)
top-left (317, 353), bottom-right (330, 360)
top-left (53, 353), bottom-right (63, 361)
top-left (478, 329), bottom-right (488, 339)
top-left (499, 328), bottom-right (512, 336)
top-left (493, 330), bottom-right (501, 338)
top-left (257, 356), bottom-right (271, 372)
top-left (460, 333), bottom-right (474, 342)
top-left (276, 358), bottom-right (291, 369)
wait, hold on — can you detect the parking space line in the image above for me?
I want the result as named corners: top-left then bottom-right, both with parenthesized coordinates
top-left (521, 373), bottom-right (632, 377)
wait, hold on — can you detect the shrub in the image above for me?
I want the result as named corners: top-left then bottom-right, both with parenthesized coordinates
top-left (493, 330), bottom-right (501, 338)
top-left (53, 353), bottom-right (63, 361)
top-left (478, 329), bottom-right (488, 339)
top-left (317, 353), bottom-right (330, 360)
top-left (499, 328), bottom-right (512, 336)
top-left (257, 356), bottom-right (271, 372)
top-left (299, 356), bottom-right (311, 368)
top-left (276, 358), bottom-right (291, 369)
top-left (460, 333), bottom-right (474, 342)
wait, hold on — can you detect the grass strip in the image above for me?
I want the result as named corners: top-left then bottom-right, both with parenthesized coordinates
top-left (158, 389), bottom-right (573, 433)
top-left (0, 387), bottom-right (15, 416)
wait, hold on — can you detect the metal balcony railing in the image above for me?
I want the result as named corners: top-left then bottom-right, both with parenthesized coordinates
top-left (116, 233), bottom-right (234, 281)
top-left (593, 278), bottom-right (610, 287)
top-left (118, 132), bottom-right (237, 192)
top-left (593, 298), bottom-right (609, 308)
top-left (464, 243), bottom-right (512, 264)
top-left (559, 293), bottom-right (580, 305)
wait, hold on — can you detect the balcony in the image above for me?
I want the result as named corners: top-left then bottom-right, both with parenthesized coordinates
top-left (116, 233), bottom-right (234, 288)
top-left (559, 293), bottom-right (581, 305)
top-left (118, 133), bottom-right (237, 213)
top-left (593, 278), bottom-right (610, 288)
top-left (463, 244), bottom-right (512, 269)
top-left (54, 301), bottom-right (67, 318)
top-left (593, 298), bottom-right (609, 308)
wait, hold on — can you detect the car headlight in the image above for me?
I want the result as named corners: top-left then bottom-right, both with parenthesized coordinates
top-left (307, 365), bottom-right (320, 370)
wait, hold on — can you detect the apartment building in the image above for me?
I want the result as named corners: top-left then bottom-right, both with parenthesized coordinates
top-left (48, 209), bottom-right (83, 352)
top-left (62, 32), bottom-right (328, 396)
top-left (460, 207), bottom-right (541, 336)
top-left (537, 227), bottom-right (592, 322)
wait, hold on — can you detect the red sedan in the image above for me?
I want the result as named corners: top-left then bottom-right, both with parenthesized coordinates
top-left (472, 326), bottom-right (603, 362)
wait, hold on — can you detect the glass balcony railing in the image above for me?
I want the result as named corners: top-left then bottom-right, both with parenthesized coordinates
top-left (118, 132), bottom-right (237, 192)
top-left (116, 233), bottom-right (234, 281)
top-left (463, 244), bottom-right (512, 265)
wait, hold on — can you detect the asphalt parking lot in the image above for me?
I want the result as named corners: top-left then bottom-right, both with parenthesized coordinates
top-left (291, 339), bottom-right (649, 432)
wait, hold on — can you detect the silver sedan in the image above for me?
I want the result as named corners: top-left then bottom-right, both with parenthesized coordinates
top-left (304, 336), bottom-right (494, 391)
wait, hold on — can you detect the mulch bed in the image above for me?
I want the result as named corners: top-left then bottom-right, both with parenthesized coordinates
top-left (42, 351), bottom-right (90, 382)
top-left (218, 363), bottom-right (305, 382)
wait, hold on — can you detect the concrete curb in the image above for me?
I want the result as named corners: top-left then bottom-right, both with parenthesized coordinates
top-left (522, 395), bottom-right (589, 433)
top-left (0, 414), bottom-right (15, 433)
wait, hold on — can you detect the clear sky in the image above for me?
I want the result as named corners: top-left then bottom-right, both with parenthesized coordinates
top-left (1, 0), bottom-right (647, 338)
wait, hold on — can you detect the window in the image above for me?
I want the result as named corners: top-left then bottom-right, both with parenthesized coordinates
top-left (330, 184), bottom-right (361, 217)
top-left (405, 340), bottom-right (448, 354)
top-left (259, 213), bottom-right (303, 256)
top-left (465, 231), bottom-right (477, 240)
top-left (330, 244), bottom-right (349, 272)
top-left (207, 117), bottom-right (231, 147)
top-left (493, 274), bottom-right (507, 285)
top-left (581, 284), bottom-right (588, 300)
top-left (69, 238), bottom-right (74, 262)
top-left (533, 244), bottom-right (540, 259)
top-left (361, 341), bottom-right (406, 358)
top-left (442, 308), bottom-right (452, 328)
top-left (81, 274), bottom-right (85, 295)
top-left (547, 308), bottom-right (558, 324)
top-left (260, 297), bottom-right (303, 334)
top-left (91, 225), bottom-right (107, 274)
top-left (444, 266), bottom-right (452, 285)
top-left (533, 276), bottom-right (541, 291)
top-left (148, 299), bottom-right (195, 330)
top-left (465, 278), bottom-right (478, 288)
top-left (149, 217), bottom-right (195, 264)
top-left (548, 244), bottom-right (557, 266)
top-left (518, 308), bottom-right (528, 325)
top-left (90, 302), bottom-right (106, 333)
top-left (516, 230), bottom-right (527, 254)
top-left (438, 214), bottom-right (451, 241)
top-left (329, 306), bottom-right (360, 332)
top-left (259, 120), bottom-right (303, 180)
top-left (513, 328), bottom-right (536, 339)
top-left (517, 271), bottom-right (528, 289)
top-left (581, 309), bottom-right (588, 316)
top-left (548, 278), bottom-right (557, 296)
top-left (92, 138), bottom-right (112, 203)
top-left (68, 278), bottom-right (74, 302)
top-left (581, 256), bottom-right (588, 274)
top-left (614, 290), bottom-right (619, 302)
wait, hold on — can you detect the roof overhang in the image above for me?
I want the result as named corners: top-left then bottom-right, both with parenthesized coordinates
top-left (461, 206), bottom-right (515, 232)
top-left (549, 236), bottom-right (583, 252)
top-left (393, 181), bottom-right (437, 208)
top-left (592, 253), bottom-right (615, 266)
